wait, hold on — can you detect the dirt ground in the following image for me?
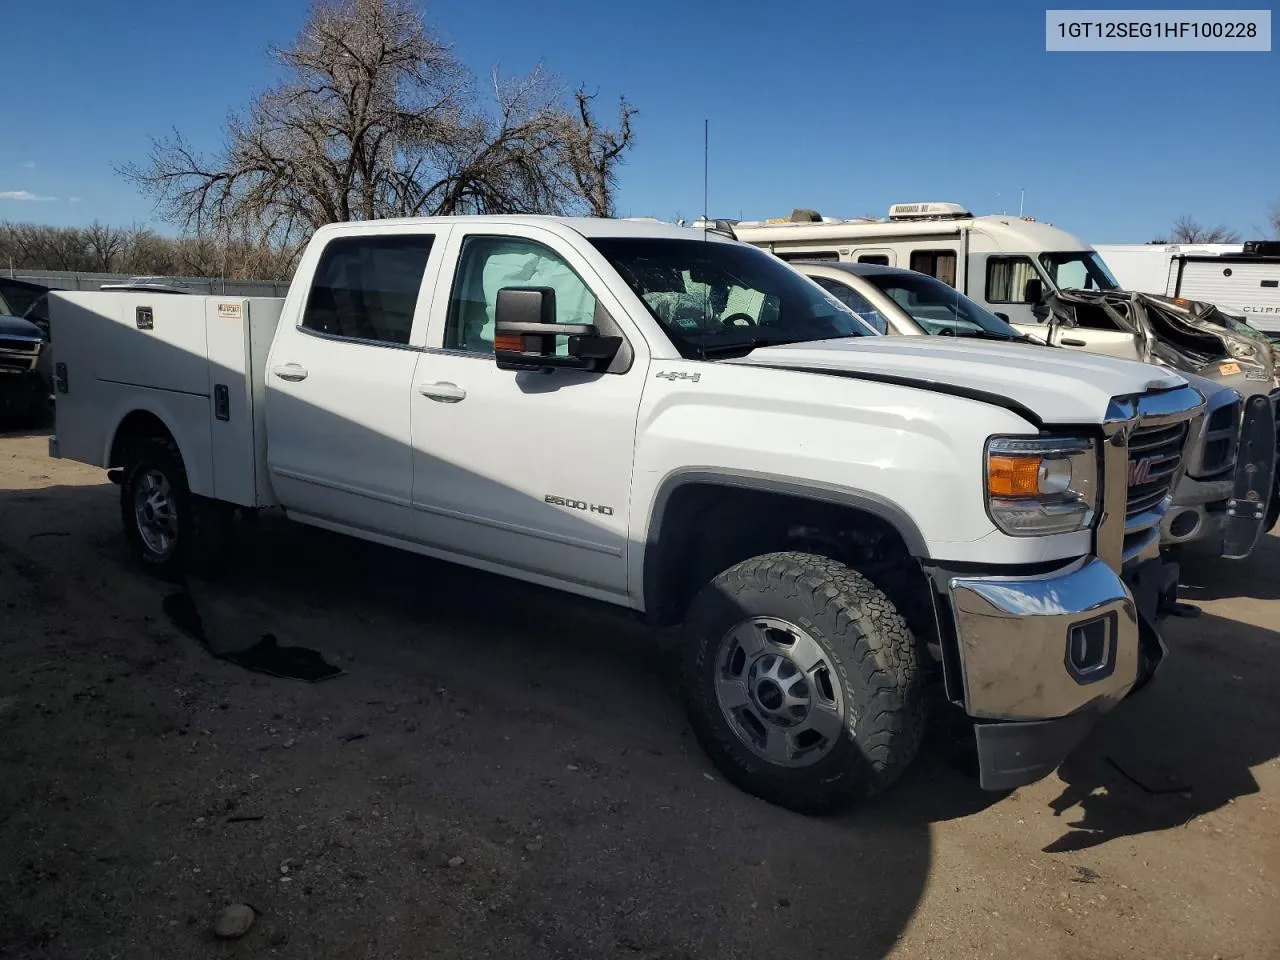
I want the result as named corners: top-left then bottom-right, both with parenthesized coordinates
top-left (1, 429), bottom-right (1277, 960)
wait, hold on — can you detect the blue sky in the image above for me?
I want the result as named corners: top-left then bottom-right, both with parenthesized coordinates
top-left (1, 0), bottom-right (1276, 242)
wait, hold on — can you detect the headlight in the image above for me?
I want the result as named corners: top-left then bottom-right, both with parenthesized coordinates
top-left (985, 436), bottom-right (1099, 536)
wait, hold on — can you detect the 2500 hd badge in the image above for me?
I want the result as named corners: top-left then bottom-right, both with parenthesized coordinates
top-left (544, 494), bottom-right (615, 516)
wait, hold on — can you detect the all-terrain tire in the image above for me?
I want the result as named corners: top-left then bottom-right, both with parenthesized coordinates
top-left (680, 551), bottom-right (927, 814)
top-left (119, 436), bottom-right (232, 579)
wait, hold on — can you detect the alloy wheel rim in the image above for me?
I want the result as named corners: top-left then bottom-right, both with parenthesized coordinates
top-left (133, 469), bottom-right (177, 558)
top-left (713, 617), bottom-right (846, 767)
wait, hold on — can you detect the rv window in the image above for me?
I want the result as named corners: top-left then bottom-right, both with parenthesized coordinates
top-left (908, 249), bottom-right (957, 287)
top-left (857, 254), bottom-right (890, 266)
top-left (986, 256), bottom-right (1041, 304)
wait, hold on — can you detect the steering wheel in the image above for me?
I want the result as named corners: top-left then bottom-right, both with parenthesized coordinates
top-left (937, 326), bottom-right (957, 336)
top-left (720, 312), bottom-right (757, 329)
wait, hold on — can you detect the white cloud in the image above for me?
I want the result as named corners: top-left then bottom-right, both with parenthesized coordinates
top-left (69, 197), bottom-right (83, 203)
top-left (0, 190), bottom-right (57, 202)
top-left (21, 161), bottom-right (36, 169)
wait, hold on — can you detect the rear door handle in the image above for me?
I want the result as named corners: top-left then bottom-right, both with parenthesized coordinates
top-left (418, 381), bottom-right (466, 403)
top-left (272, 363), bottom-right (309, 382)
top-left (1060, 338), bottom-right (1087, 347)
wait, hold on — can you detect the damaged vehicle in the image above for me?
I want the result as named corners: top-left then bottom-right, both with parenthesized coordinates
top-left (791, 261), bottom-right (1279, 561)
top-left (1033, 289), bottom-right (1280, 554)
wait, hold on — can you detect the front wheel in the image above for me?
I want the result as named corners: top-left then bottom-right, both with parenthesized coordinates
top-left (679, 551), bottom-right (926, 814)
top-left (120, 437), bottom-right (231, 578)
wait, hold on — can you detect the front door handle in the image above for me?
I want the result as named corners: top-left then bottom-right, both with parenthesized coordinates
top-left (272, 363), bottom-right (309, 382)
top-left (418, 381), bottom-right (467, 403)
top-left (1060, 338), bottom-right (1087, 347)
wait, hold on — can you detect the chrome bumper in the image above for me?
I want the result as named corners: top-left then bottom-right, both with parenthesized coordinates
top-left (944, 554), bottom-right (1173, 790)
top-left (948, 556), bottom-right (1140, 722)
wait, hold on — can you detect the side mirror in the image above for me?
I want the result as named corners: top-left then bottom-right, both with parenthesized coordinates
top-left (492, 287), bottom-right (621, 373)
top-left (1023, 277), bottom-right (1044, 304)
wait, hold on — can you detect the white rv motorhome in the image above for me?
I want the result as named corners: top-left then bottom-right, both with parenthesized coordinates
top-left (713, 203), bottom-right (1123, 343)
top-left (1095, 241), bottom-right (1280, 335)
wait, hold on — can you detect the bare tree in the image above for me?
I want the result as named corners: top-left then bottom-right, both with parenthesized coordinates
top-left (119, 0), bottom-right (636, 244)
top-left (0, 220), bottom-right (297, 280)
top-left (1169, 215), bottom-right (1241, 244)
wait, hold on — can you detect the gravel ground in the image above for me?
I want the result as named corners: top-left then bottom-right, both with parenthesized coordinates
top-left (1, 429), bottom-right (1277, 960)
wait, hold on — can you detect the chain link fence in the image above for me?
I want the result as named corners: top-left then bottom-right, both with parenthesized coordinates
top-left (6, 269), bottom-right (290, 298)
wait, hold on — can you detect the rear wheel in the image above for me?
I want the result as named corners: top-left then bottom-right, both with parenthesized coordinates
top-left (679, 551), bottom-right (926, 814)
top-left (120, 437), bottom-right (231, 578)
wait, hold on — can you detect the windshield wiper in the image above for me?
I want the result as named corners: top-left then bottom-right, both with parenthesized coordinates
top-left (694, 335), bottom-right (799, 359)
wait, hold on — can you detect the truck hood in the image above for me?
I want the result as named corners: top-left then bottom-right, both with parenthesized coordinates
top-left (0, 313), bottom-right (45, 339)
top-left (731, 337), bottom-right (1186, 425)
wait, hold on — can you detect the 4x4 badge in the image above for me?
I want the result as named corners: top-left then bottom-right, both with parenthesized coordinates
top-left (655, 371), bottom-right (701, 382)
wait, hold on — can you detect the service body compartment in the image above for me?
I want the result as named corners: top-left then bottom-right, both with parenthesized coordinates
top-left (47, 292), bottom-right (284, 507)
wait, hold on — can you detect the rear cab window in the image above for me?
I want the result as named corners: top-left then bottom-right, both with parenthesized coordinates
top-left (809, 276), bottom-right (890, 333)
top-left (300, 234), bottom-right (436, 346)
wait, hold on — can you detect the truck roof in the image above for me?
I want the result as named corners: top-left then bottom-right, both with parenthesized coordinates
top-left (313, 215), bottom-right (730, 243)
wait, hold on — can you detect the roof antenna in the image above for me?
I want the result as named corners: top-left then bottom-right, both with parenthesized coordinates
top-left (1019, 187), bottom-right (1025, 217)
top-left (702, 118), bottom-right (708, 240)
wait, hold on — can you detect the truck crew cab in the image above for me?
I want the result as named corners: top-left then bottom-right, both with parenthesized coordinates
top-left (46, 215), bottom-right (1202, 812)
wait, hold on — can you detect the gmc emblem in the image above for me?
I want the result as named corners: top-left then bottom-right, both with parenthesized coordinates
top-left (1128, 456), bottom-right (1159, 486)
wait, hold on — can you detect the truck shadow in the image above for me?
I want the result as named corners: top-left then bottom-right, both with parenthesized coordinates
top-left (1040, 610), bottom-right (1279, 852)
top-left (0, 479), bottom-right (963, 960)
top-left (4, 475), bottom-right (1279, 957)
top-left (1175, 532), bottom-right (1280, 602)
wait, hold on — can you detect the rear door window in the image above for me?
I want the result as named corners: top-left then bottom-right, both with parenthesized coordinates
top-left (301, 234), bottom-right (435, 346)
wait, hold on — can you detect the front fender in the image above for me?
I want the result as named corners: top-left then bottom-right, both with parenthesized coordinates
top-left (627, 362), bottom-right (1096, 607)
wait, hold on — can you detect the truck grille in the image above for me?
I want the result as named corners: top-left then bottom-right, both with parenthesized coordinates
top-left (1201, 398), bottom-right (1241, 475)
top-left (1126, 421), bottom-right (1188, 521)
top-left (0, 335), bottom-right (41, 373)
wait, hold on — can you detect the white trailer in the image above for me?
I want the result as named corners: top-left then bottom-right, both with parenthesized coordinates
top-left (1094, 242), bottom-right (1280, 334)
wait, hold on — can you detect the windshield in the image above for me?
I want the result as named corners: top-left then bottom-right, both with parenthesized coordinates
top-left (588, 237), bottom-right (875, 358)
top-left (858, 270), bottom-right (1023, 339)
top-left (1039, 251), bottom-right (1119, 292)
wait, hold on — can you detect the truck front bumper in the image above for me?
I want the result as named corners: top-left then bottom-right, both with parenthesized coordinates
top-left (942, 554), bottom-right (1171, 791)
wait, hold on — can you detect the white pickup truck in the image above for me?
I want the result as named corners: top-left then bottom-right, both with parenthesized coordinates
top-left (46, 215), bottom-right (1204, 813)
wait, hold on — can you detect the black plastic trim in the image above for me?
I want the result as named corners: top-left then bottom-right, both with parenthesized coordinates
top-left (642, 468), bottom-right (932, 620)
top-left (758, 364), bottom-right (1043, 428)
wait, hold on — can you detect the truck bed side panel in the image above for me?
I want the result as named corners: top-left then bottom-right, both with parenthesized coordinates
top-left (49, 292), bottom-right (216, 496)
top-left (93, 294), bottom-right (213, 396)
top-left (203, 298), bottom-right (284, 507)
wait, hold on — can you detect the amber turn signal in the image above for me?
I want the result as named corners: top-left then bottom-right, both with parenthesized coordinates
top-left (987, 455), bottom-right (1042, 498)
top-left (494, 332), bottom-right (524, 353)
